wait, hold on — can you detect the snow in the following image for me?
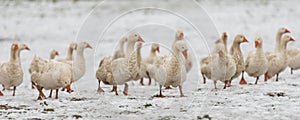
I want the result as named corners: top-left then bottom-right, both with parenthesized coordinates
top-left (0, 0), bottom-right (300, 119)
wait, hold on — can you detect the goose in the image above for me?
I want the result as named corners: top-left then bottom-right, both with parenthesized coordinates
top-left (111, 40), bottom-right (144, 95)
top-left (244, 37), bottom-right (268, 84)
top-left (229, 34), bottom-right (248, 86)
top-left (287, 48), bottom-right (300, 74)
top-left (96, 56), bottom-right (115, 93)
top-left (0, 43), bottom-right (30, 96)
top-left (29, 49), bottom-right (59, 89)
top-left (113, 37), bottom-right (128, 60)
top-left (31, 60), bottom-right (73, 100)
top-left (31, 42), bottom-right (91, 100)
top-left (201, 32), bottom-right (228, 84)
top-left (265, 35), bottom-right (294, 82)
top-left (140, 43), bottom-right (160, 86)
top-left (148, 40), bottom-right (188, 97)
top-left (203, 40), bottom-right (236, 89)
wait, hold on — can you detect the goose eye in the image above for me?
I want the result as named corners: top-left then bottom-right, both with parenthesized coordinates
top-left (135, 34), bottom-right (137, 37)
top-left (65, 82), bottom-right (67, 84)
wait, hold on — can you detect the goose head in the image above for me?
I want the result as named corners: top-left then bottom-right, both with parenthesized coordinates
top-left (11, 43), bottom-right (19, 51)
top-left (70, 42), bottom-right (77, 50)
top-left (174, 41), bottom-right (188, 59)
top-left (222, 32), bottom-right (228, 42)
top-left (61, 79), bottom-right (72, 94)
top-left (151, 43), bottom-right (160, 53)
top-left (234, 34), bottom-right (248, 44)
top-left (120, 37), bottom-right (128, 43)
top-left (175, 29), bottom-right (184, 40)
top-left (282, 35), bottom-right (295, 44)
top-left (128, 32), bottom-right (144, 43)
top-left (50, 49), bottom-right (59, 59)
top-left (18, 43), bottom-right (30, 51)
top-left (255, 36), bottom-right (263, 48)
top-left (78, 41), bottom-right (92, 50)
top-left (278, 28), bottom-right (290, 34)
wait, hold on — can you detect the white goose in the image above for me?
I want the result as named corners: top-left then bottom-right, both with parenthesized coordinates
top-left (201, 32), bottom-right (228, 84)
top-left (111, 38), bottom-right (144, 95)
top-left (31, 60), bottom-right (73, 100)
top-left (113, 37), bottom-right (127, 60)
top-left (265, 35), bottom-right (294, 81)
top-left (229, 34), bottom-right (248, 86)
top-left (150, 40), bottom-right (188, 97)
top-left (140, 43), bottom-right (160, 86)
top-left (244, 37), bottom-right (268, 84)
top-left (29, 49), bottom-right (59, 89)
top-left (0, 43), bottom-right (30, 96)
top-left (31, 42), bottom-right (91, 100)
top-left (203, 40), bottom-right (236, 89)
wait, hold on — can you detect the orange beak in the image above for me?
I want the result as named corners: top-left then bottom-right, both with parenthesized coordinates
top-left (66, 84), bottom-right (72, 94)
top-left (285, 29), bottom-right (291, 33)
top-left (255, 41), bottom-right (259, 48)
top-left (223, 32), bottom-right (227, 37)
top-left (87, 44), bottom-right (93, 49)
top-left (56, 52), bottom-right (59, 56)
top-left (179, 33), bottom-right (184, 40)
top-left (138, 36), bottom-right (144, 42)
top-left (182, 49), bottom-right (188, 59)
top-left (14, 44), bottom-right (19, 50)
top-left (156, 47), bottom-right (160, 53)
top-left (290, 37), bottom-right (295, 41)
top-left (218, 51), bottom-right (223, 58)
top-left (25, 46), bottom-right (30, 51)
top-left (243, 37), bottom-right (248, 42)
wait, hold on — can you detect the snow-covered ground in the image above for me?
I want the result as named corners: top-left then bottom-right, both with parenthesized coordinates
top-left (0, 0), bottom-right (300, 119)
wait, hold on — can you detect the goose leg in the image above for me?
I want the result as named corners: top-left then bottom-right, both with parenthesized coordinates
top-left (146, 71), bottom-right (151, 86)
top-left (48, 90), bottom-right (53, 98)
top-left (114, 86), bottom-right (119, 96)
top-left (214, 80), bottom-right (217, 89)
top-left (31, 82), bottom-right (35, 89)
top-left (255, 76), bottom-right (259, 84)
top-left (0, 91), bottom-right (3, 96)
top-left (97, 80), bottom-right (104, 93)
top-left (110, 86), bottom-right (117, 92)
top-left (12, 86), bottom-right (16, 96)
top-left (264, 73), bottom-right (268, 82)
top-left (179, 85), bottom-right (185, 97)
top-left (2, 85), bottom-right (4, 91)
top-left (140, 78), bottom-right (144, 86)
top-left (223, 80), bottom-right (228, 89)
top-left (123, 83), bottom-right (128, 96)
top-left (275, 73), bottom-right (279, 82)
top-left (37, 86), bottom-right (45, 100)
top-left (239, 71), bottom-right (247, 85)
top-left (291, 68), bottom-right (293, 75)
top-left (157, 85), bottom-right (165, 97)
top-left (202, 73), bottom-right (206, 84)
top-left (55, 89), bottom-right (59, 99)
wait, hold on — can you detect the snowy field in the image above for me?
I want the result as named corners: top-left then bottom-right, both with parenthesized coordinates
top-left (0, 0), bottom-right (300, 119)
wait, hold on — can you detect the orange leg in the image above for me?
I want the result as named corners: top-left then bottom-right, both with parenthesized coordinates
top-left (157, 85), bottom-right (165, 98)
top-left (48, 90), bottom-right (53, 98)
top-left (97, 80), bottom-right (104, 93)
top-left (179, 85), bottom-right (185, 97)
top-left (0, 91), bottom-right (3, 96)
top-left (123, 83), bottom-right (128, 96)
top-left (239, 71), bottom-right (247, 85)
top-left (140, 78), bottom-right (144, 86)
